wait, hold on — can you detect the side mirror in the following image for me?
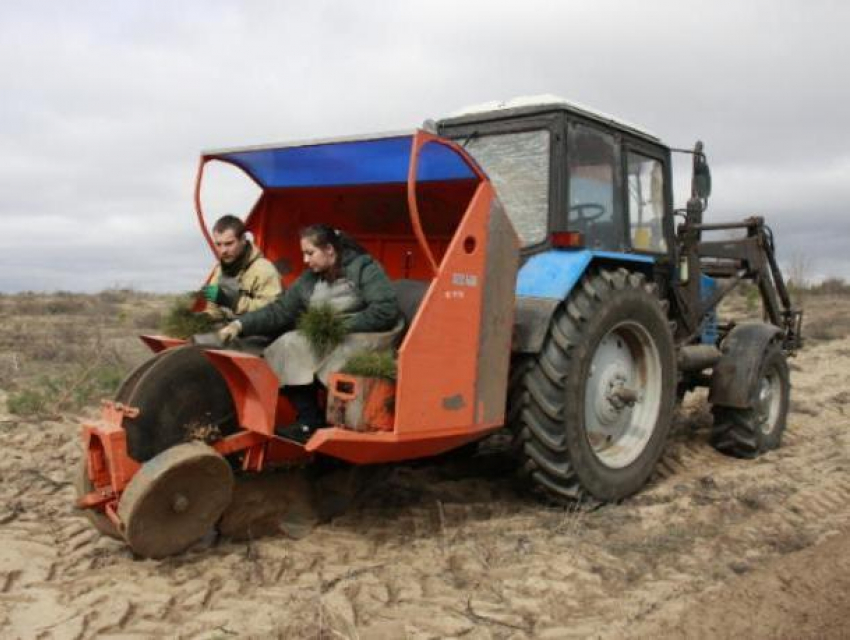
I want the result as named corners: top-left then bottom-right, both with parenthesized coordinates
top-left (691, 140), bottom-right (712, 199)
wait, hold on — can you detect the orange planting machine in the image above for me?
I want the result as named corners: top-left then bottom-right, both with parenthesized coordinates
top-left (77, 129), bottom-right (520, 557)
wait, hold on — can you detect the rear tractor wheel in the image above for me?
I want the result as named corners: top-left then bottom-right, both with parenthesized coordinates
top-left (711, 343), bottom-right (790, 458)
top-left (509, 268), bottom-right (676, 502)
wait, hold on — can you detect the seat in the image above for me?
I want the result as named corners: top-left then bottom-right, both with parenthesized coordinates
top-left (393, 279), bottom-right (429, 330)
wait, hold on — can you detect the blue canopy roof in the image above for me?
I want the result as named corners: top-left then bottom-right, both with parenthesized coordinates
top-left (209, 134), bottom-right (477, 189)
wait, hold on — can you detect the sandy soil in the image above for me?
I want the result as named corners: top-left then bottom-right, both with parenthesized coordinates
top-left (1, 294), bottom-right (849, 639)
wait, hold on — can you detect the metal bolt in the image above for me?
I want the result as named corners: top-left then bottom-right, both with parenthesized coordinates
top-left (172, 494), bottom-right (189, 513)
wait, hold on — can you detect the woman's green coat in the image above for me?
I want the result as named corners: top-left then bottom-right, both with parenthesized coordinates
top-left (238, 250), bottom-right (399, 337)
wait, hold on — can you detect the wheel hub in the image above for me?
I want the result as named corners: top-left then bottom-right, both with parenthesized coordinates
top-left (593, 364), bottom-right (632, 424)
top-left (584, 322), bottom-right (663, 469)
top-left (171, 493), bottom-right (189, 514)
top-left (755, 371), bottom-right (781, 435)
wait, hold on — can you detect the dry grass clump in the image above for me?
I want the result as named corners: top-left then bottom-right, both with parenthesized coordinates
top-left (6, 332), bottom-right (129, 417)
top-left (805, 313), bottom-right (850, 342)
top-left (0, 353), bottom-right (20, 389)
top-left (804, 277), bottom-right (850, 297)
top-left (0, 290), bottom-right (176, 417)
top-left (159, 294), bottom-right (218, 338)
top-left (1, 290), bottom-right (156, 319)
top-left (97, 288), bottom-right (136, 304)
top-left (7, 362), bottom-right (124, 417)
top-left (134, 309), bottom-right (163, 329)
top-left (340, 350), bottom-right (397, 380)
top-left (297, 304), bottom-right (346, 357)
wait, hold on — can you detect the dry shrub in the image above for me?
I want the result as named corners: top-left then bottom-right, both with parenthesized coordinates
top-left (21, 320), bottom-right (95, 364)
top-left (25, 339), bottom-right (82, 363)
top-left (13, 329), bottom-right (129, 413)
top-left (7, 362), bottom-right (125, 417)
top-left (98, 288), bottom-right (136, 304)
top-left (12, 293), bottom-right (99, 317)
top-left (0, 353), bottom-right (20, 388)
top-left (15, 296), bottom-right (59, 316)
top-left (45, 297), bottom-right (81, 315)
top-left (134, 310), bottom-right (163, 330)
top-left (807, 277), bottom-right (850, 296)
top-left (805, 314), bottom-right (850, 341)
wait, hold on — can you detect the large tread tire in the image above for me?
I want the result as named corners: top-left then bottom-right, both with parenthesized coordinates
top-left (711, 343), bottom-right (790, 458)
top-left (508, 268), bottom-right (676, 503)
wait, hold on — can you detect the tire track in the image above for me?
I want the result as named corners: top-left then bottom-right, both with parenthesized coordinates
top-left (2, 297), bottom-right (850, 638)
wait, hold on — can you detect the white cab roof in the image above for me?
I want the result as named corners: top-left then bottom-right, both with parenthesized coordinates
top-left (444, 94), bottom-right (659, 141)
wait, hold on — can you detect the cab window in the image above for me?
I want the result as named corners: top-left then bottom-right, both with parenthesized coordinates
top-left (463, 129), bottom-right (551, 246)
top-left (567, 124), bottom-right (621, 249)
top-left (626, 152), bottom-right (667, 253)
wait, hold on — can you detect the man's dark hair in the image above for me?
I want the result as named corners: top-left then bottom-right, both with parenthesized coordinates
top-left (213, 215), bottom-right (246, 237)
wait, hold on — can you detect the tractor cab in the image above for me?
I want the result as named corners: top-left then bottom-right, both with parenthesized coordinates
top-left (437, 95), bottom-right (674, 259)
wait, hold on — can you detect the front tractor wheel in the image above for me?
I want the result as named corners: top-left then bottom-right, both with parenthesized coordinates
top-left (711, 343), bottom-right (790, 458)
top-left (509, 268), bottom-right (676, 503)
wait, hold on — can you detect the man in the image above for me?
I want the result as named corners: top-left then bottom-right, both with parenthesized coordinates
top-left (202, 215), bottom-right (282, 320)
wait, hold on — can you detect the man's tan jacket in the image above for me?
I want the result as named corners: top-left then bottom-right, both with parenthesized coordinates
top-left (205, 244), bottom-right (282, 320)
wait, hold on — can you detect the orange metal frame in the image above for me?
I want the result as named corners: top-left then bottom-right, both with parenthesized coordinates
top-left (79, 129), bottom-right (517, 520)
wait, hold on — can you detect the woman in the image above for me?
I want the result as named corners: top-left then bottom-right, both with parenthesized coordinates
top-left (218, 224), bottom-right (401, 443)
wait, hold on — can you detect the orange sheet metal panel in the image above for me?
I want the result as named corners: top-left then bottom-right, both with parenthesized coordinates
top-left (80, 403), bottom-right (142, 498)
top-left (307, 426), bottom-right (495, 464)
top-left (202, 350), bottom-right (279, 437)
top-left (394, 181), bottom-right (495, 433)
top-left (139, 335), bottom-right (188, 353)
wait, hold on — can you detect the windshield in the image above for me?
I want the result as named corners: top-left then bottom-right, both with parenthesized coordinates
top-left (462, 130), bottom-right (550, 246)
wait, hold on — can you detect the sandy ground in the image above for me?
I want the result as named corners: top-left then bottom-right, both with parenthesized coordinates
top-left (1, 294), bottom-right (849, 639)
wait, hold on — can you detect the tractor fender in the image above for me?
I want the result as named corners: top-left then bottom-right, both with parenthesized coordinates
top-left (708, 322), bottom-right (781, 409)
top-left (512, 249), bottom-right (654, 353)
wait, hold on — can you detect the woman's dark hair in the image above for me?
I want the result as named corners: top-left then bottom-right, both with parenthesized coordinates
top-left (300, 224), bottom-right (366, 279)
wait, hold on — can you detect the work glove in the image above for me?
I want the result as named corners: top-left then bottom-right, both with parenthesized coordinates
top-left (217, 320), bottom-right (242, 344)
top-left (202, 284), bottom-right (224, 304)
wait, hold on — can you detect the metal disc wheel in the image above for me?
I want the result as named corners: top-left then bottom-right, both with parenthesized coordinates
top-left (711, 343), bottom-right (790, 458)
top-left (113, 348), bottom-right (170, 404)
top-left (507, 268), bottom-right (676, 503)
top-left (584, 320), bottom-right (664, 469)
top-left (118, 442), bottom-right (233, 558)
top-left (121, 345), bottom-right (239, 462)
top-left (74, 458), bottom-right (122, 540)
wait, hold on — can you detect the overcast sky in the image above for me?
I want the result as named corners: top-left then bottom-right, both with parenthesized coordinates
top-left (1, 0), bottom-right (848, 292)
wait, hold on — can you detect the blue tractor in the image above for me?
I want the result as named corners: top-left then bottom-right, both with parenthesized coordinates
top-left (437, 96), bottom-right (803, 503)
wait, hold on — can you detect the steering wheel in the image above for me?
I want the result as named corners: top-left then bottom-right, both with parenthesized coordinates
top-left (569, 203), bottom-right (606, 223)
